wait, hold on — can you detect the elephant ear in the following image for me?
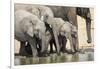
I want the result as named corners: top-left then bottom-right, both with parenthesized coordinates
top-left (21, 17), bottom-right (34, 37)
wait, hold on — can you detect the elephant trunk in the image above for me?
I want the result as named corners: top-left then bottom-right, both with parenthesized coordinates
top-left (86, 18), bottom-right (92, 43)
top-left (40, 32), bottom-right (46, 53)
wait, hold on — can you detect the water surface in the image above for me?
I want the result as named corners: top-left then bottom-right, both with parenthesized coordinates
top-left (15, 51), bottom-right (94, 65)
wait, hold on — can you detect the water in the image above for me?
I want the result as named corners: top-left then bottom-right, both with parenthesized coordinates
top-left (14, 51), bottom-right (94, 65)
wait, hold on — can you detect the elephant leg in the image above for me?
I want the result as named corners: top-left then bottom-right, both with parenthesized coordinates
top-left (50, 39), bottom-right (54, 53)
top-left (36, 38), bottom-right (41, 53)
top-left (58, 35), bottom-right (63, 52)
top-left (39, 34), bottom-right (47, 56)
top-left (72, 37), bottom-right (78, 52)
top-left (61, 36), bottom-right (67, 53)
top-left (86, 18), bottom-right (91, 43)
top-left (71, 33), bottom-right (79, 53)
top-left (37, 44), bottom-right (41, 53)
top-left (39, 37), bottom-right (49, 57)
top-left (52, 28), bottom-right (60, 55)
top-left (19, 41), bottom-right (29, 56)
top-left (25, 42), bottom-right (32, 56)
top-left (53, 39), bottom-right (58, 53)
top-left (69, 35), bottom-right (75, 53)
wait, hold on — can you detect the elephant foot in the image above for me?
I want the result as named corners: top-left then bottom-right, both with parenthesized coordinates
top-left (38, 54), bottom-right (48, 57)
top-left (57, 52), bottom-right (61, 56)
top-left (19, 51), bottom-right (30, 56)
top-left (87, 39), bottom-right (91, 43)
top-left (19, 48), bottom-right (29, 56)
top-left (49, 50), bottom-right (56, 54)
top-left (61, 49), bottom-right (68, 53)
top-left (66, 49), bottom-right (77, 54)
top-left (38, 52), bottom-right (49, 57)
top-left (73, 49), bottom-right (80, 53)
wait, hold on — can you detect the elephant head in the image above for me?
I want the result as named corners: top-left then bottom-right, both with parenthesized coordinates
top-left (36, 6), bottom-right (54, 22)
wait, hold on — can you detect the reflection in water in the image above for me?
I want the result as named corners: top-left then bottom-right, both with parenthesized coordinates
top-left (15, 52), bottom-right (94, 65)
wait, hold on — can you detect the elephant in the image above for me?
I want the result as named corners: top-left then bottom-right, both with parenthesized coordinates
top-left (47, 6), bottom-right (92, 52)
top-left (15, 10), bottom-right (46, 57)
top-left (47, 17), bottom-right (78, 53)
top-left (46, 6), bottom-right (79, 52)
top-left (15, 4), bottom-right (92, 55)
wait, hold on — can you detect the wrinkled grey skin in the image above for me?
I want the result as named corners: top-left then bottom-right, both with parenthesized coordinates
top-left (15, 10), bottom-right (46, 57)
top-left (46, 6), bottom-right (79, 52)
top-left (15, 4), bottom-right (60, 55)
top-left (48, 6), bottom-right (92, 43)
top-left (22, 19), bottom-right (77, 55)
top-left (15, 4), bottom-right (92, 55)
top-left (14, 4), bottom-right (54, 20)
top-left (31, 5), bottom-right (60, 55)
top-left (22, 30), bottom-right (52, 56)
top-left (47, 17), bottom-right (77, 52)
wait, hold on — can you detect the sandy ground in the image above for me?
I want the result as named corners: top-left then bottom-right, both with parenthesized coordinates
top-left (14, 8), bottom-right (94, 54)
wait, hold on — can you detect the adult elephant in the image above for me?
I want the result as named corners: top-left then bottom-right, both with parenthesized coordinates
top-left (15, 10), bottom-right (46, 57)
top-left (76, 7), bottom-right (91, 43)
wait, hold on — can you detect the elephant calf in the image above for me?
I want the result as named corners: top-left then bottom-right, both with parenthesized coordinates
top-left (15, 10), bottom-right (46, 57)
top-left (47, 17), bottom-right (78, 53)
